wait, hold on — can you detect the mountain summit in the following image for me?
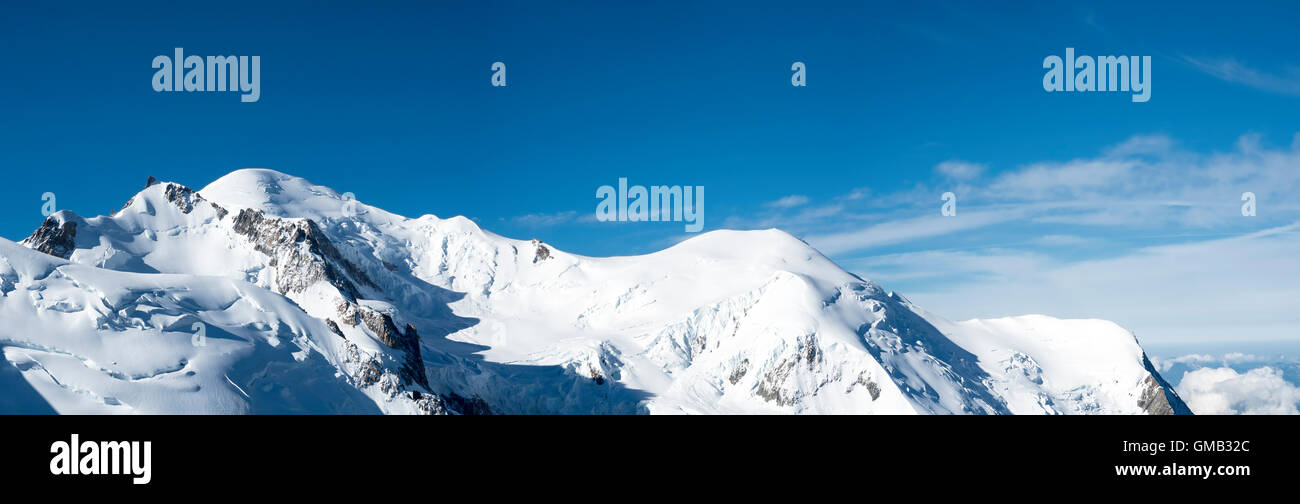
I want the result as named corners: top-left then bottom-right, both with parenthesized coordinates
top-left (1, 169), bottom-right (1190, 414)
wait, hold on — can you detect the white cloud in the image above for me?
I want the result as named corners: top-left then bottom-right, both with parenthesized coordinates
top-left (816, 132), bottom-right (1300, 345)
top-left (1222, 352), bottom-right (1269, 364)
top-left (805, 208), bottom-right (1024, 256)
top-left (846, 247), bottom-right (1050, 283)
top-left (1176, 366), bottom-right (1300, 415)
top-left (935, 160), bottom-right (985, 180)
top-left (988, 158), bottom-right (1135, 199)
top-left (967, 132), bottom-right (1300, 228)
top-left (766, 195), bottom-right (810, 208)
top-left (1154, 354), bottom-right (1217, 372)
top-left (1031, 234), bottom-right (1091, 246)
top-left (748, 131), bottom-right (1300, 245)
top-left (754, 132), bottom-right (1300, 260)
top-left (1102, 134), bottom-right (1176, 158)
top-left (1154, 353), bottom-right (1276, 372)
top-left (843, 187), bottom-right (871, 200)
top-left (727, 133), bottom-right (1300, 346)
top-left (509, 210), bottom-right (580, 227)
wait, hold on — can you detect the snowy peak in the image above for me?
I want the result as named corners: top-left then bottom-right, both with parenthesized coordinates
top-left (14, 175), bottom-right (452, 410)
top-left (932, 314), bottom-right (1191, 414)
top-left (2, 169), bottom-right (1190, 415)
top-left (201, 168), bottom-right (370, 222)
top-left (115, 178), bottom-right (228, 224)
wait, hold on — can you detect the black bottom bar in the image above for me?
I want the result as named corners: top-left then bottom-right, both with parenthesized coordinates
top-left (5, 415), bottom-right (1289, 493)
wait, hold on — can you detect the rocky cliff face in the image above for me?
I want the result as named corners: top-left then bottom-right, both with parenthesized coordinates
top-left (21, 212), bottom-right (79, 259)
top-left (227, 207), bottom-right (431, 393)
top-left (356, 307), bottom-right (429, 390)
top-left (231, 208), bottom-right (375, 299)
top-left (1139, 354), bottom-right (1192, 415)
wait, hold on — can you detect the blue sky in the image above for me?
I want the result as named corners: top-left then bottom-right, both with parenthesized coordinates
top-left (1, 1), bottom-right (1298, 350)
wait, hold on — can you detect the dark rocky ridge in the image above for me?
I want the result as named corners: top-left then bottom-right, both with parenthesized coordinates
top-left (531, 238), bottom-right (551, 263)
top-left (162, 182), bottom-right (228, 218)
top-left (114, 179), bottom-right (228, 218)
top-left (357, 308), bottom-right (430, 390)
top-left (231, 208), bottom-right (376, 299)
top-left (22, 212), bottom-right (79, 259)
top-left (1140, 353), bottom-right (1193, 415)
top-left (228, 207), bottom-right (433, 396)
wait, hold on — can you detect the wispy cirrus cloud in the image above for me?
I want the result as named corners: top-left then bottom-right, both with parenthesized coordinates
top-left (1156, 352), bottom-right (1279, 371)
top-left (848, 223), bottom-right (1300, 343)
top-left (1031, 234), bottom-right (1091, 247)
top-left (740, 132), bottom-right (1300, 344)
top-left (766, 194), bottom-right (810, 208)
top-left (934, 160), bottom-right (986, 180)
top-left (804, 208), bottom-right (1025, 256)
top-left (507, 210), bottom-right (581, 227)
top-left (977, 132), bottom-right (1300, 228)
top-left (714, 132), bottom-right (1300, 341)
top-left (743, 132), bottom-right (1300, 249)
top-left (1183, 56), bottom-right (1300, 96)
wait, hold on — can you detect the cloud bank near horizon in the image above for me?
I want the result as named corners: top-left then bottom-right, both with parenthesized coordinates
top-left (1177, 366), bottom-right (1300, 415)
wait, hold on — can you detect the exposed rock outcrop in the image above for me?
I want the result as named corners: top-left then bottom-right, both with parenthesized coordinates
top-left (1139, 353), bottom-right (1192, 415)
top-left (115, 180), bottom-right (227, 218)
top-left (231, 208), bottom-right (376, 299)
top-left (230, 208), bottom-right (433, 396)
top-left (21, 212), bottom-right (79, 259)
top-left (358, 307), bottom-right (429, 390)
top-left (531, 238), bottom-right (551, 263)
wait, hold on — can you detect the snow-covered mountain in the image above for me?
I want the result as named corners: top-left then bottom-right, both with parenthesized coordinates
top-left (0, 169), bottom-right (1191, 414)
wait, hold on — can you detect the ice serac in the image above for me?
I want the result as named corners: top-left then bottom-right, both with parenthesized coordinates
top-left (2, 168), bottom-right (1190, 414)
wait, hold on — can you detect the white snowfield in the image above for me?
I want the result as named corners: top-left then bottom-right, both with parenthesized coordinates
top-left (0, 169), bottom-right (1190, 415)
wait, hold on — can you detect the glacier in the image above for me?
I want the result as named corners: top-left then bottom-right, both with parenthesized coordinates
top-left (0, 169), bottom-right (1191, 414)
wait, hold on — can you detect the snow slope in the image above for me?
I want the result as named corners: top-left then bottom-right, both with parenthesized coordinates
top-left (0, 239), bottom-right (375, 414)
top-left (0, 169), bottom-right (1190, 414)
